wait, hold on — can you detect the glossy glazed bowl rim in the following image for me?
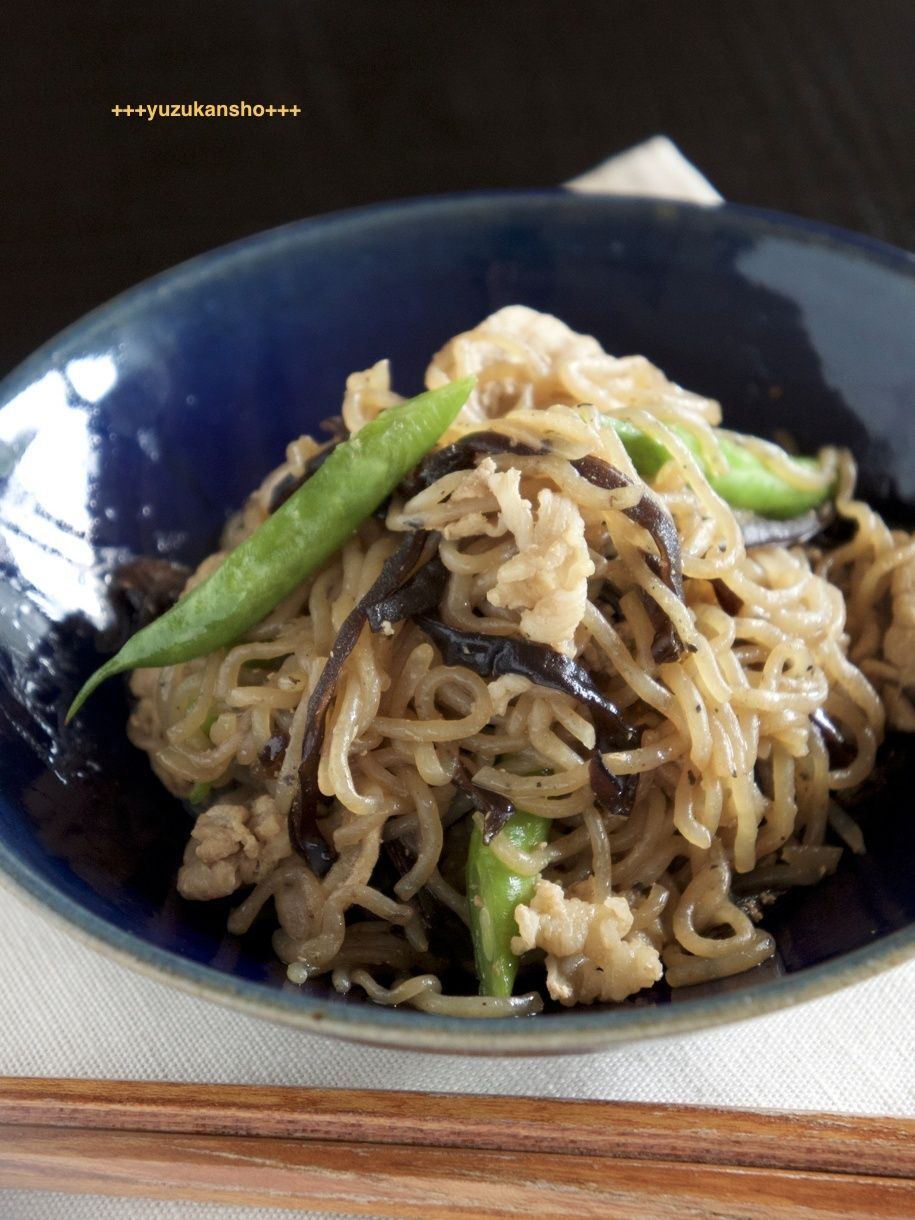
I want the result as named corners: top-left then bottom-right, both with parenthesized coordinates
top-left (2, 189), bottom-right (914, 1055)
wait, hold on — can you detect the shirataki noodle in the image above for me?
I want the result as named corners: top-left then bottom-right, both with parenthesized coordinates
top-left (128, 306), bottom-right (913, 1015)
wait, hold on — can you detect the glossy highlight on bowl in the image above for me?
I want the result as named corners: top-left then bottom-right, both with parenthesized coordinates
top-left (1, 192), bottom-right (915, 1053)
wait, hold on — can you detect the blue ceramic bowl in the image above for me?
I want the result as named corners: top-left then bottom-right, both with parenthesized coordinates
top-left (2, 193), bottom-right (915, 1054)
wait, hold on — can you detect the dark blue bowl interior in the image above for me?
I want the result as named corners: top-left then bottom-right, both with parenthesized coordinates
top-left (2, 193), bottom-right (914, 1047)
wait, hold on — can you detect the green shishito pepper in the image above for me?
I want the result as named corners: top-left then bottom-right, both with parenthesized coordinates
top-left (467, 810), bottom-right (551, 998)
top-left (606, 417), bottom-right (832, 519)
top-left (66, 377), bottom-right (475, 721)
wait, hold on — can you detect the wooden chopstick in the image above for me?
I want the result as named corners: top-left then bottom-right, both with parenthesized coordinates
top-left (0, 1077), bottom-right (913, 1217)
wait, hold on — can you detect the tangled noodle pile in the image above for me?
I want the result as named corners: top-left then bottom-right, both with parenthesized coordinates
top-left (127, 307), bottom-right (915, 1016)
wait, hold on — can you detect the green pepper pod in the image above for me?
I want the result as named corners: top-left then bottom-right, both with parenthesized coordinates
top-left (67, 377), bottom-right (475, 721)
top-left (467, 810), bottom-right (551, 998)
top-left (607, 417), bottom-right (833, 519)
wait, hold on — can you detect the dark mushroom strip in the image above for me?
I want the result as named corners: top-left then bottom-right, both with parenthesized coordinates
top-left (571, 456), bottom-right (684, 597)
top-left (642, 603), bottom-right (682, 664)
top-left (589, 756), bottom-right (639, 818)
top-left (267, 470), bottom-right (307, 514)
top-left (366, 553), bottom-right (449, 632)
top-left (317, 413), bottom-right (349, 444)
top-left (414, 616), bottom-right (637, 747)
top-left (572, 454), bottom-right (686, 662)
top-left (597, 579), bottom-right (624, 621)
top-left (738, 503), bottom-right (835, 550)
top-left (401, 430), bottom-right (543, 496)
top-left (267, 417), bottom-right (349, 513)
top-left (414, 615), bottom-right (639, 818)
top-left (257, 730), bottom-right (289, 776)
top-left (452, 756), bottom-right (516, 842)
top-left (711, 578), bottom-right (743, 616)
top-left (379, 836), bottom-right (438, 935)
top-left (811, 707), bottom-right (858, 770)
top-left (642, 555), bottom-right (684, 664)
top-left (268, 444), bottom-right (340, 513)
top-left (380, 828), bottom-right (475, 972)
top-left (290, 530), bottom-right (430, 872)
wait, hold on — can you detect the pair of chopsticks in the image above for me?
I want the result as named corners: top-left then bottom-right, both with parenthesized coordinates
top-left (0, 1077), bottom-right (913, 1217)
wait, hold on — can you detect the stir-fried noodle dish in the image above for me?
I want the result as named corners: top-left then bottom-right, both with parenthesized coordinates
top-left (106, 308), bottom-right (915, 1017)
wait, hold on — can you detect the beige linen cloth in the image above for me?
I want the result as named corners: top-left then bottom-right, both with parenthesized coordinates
top-left (2, 138), bottom-right (913, 1220)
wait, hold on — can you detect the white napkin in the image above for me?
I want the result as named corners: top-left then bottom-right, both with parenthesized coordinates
top-left (566, 135), bottom-right (722, 202)
top-left (2, 138), bottom-right (914, 1220)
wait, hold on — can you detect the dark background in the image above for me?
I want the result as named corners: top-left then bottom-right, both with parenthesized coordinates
top-left (3, 0), bottom-right (913, 380)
